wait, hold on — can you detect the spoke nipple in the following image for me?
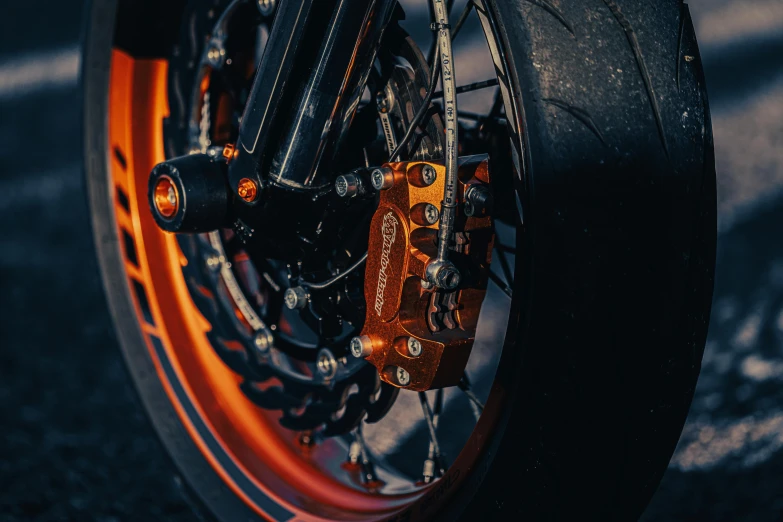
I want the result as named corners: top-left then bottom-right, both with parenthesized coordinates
top-left (396, 367), bottom-right (411, 386)
top-left (422, 459), bottom-right (436, 483)
top-left (284, 286), bottom-right (308, 310)
top-left (371, 167), bottom-right (394, 191)
top-left (407, 337), bottom-right (423, 357)
top-left (421, 164), bottom-right (437, 186)
top-left (350, 336), bottom-right (373, 358)
top-left (348, 440), bottom-right (362, 464)
top-left (237, 178), bottom-right (259, 202)
top-left (298, 431), bottom-right (315, 447)
top-left (317, 348), bottom-right (338, 380)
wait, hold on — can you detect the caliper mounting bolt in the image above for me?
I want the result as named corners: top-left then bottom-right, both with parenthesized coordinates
top-left (371, 167), bottom-right (394, 191)
top-left (407, 337), bottom-right (423, 357)
top-left (349, 336), bottom-right (373, 358)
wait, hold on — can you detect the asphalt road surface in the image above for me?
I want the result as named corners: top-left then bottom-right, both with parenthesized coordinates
top-left (1, 0), bottom-right (783, 520)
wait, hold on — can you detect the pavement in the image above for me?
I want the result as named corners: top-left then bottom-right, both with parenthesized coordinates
top-left (1, 0), bottom-right (782, 520)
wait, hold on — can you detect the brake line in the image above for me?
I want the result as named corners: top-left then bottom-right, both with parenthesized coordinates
top-left (426, 0), bottom-right (461, 289)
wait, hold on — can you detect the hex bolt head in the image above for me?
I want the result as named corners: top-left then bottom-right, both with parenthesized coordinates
top-left (464, 184), bottom-right (494, 217)
top-left (350, 335), bottom-right (373, 358)
top-left (257, 0), bottom-right (276, 16)
top-left (335, 174), bottom-right (360, 198)
top-left (284, 286), bottom-right (308, 310)
top-left (317, 348), bottom-right (338, 380)
top-left (237, 178), bottom-right (258, 202)
top-left (253, 330), bottom-right (273, 354)
top-left (423, 203), bottom-right (440, 225)
top-left (407, 337), bottom-right (423, 357)
top-left (396, 367), bottom-right (411, 386)
top-left (421, 165), bottom-right (437, 186)
top-left (371, 167), bottom-right (394, 191)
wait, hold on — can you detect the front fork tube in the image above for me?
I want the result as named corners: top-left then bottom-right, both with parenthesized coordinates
top-left (228, 0), bottom-right (399, 199)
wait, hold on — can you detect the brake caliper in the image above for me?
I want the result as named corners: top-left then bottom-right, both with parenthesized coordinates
top-left (357, 155), bottom-right (494, 391)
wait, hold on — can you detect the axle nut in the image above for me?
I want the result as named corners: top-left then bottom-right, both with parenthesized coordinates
top-left (148, 153), bottom-right (230, 233)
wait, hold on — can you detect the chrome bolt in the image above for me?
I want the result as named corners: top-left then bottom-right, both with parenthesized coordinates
top-left (257, 0), bottom-right (276, 16)
top-left (423, 203), bottom-right (440, 225)
top-left (407, 337), bottom-right (423, 357)
top-left (253, 330), bottom-right (273, 354)
top-left (206, 254), bottom-right (221, 271)
top-left (317, 348), bottom-right (338, 380)
top-left (396, 367), bottom-right (411, 386)
top-left (284, 286), bottom-right (308, 310)
top-left (421, 165), bottom-right (437, 186)
top-left (205, 145), bottom-right (224, 159)
top-left (205, 40), bottom-right (226, 69)
top-left (464, 184), bottom-right (494, 217)
top-left (350, 335), bottom-right (373, 358)
top-left (371, 167), bottom-right (394, 191)
top-left (335, 174), bottom-right (361, 198)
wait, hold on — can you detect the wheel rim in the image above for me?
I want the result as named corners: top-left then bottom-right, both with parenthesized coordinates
top-left (105, 2), bottom-right (520, 519)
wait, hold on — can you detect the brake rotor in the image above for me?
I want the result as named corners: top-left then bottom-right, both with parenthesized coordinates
top-left (164, 0), bottom-right (449, 435)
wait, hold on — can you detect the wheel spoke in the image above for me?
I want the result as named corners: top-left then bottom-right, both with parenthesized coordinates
top-left (389, 50), bottom-right (441, 161)
top-left (351, 423), bottom-right (381, 486)
top-left (451, 0), bottom-right (476, 41)
top-left (433, 78), bottom-right (499, 99)
top-left (419, 392), bottom-right (446, 482)
top-left (459, 374), bottom-right (484, 422)
top-left (479, 89), bottom-right (505, 134)
top-left (487, 268), bottom-right (512, 298)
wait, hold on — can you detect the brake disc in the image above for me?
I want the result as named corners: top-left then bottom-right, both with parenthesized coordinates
top-left (164, 0), bottom-right (446, 435)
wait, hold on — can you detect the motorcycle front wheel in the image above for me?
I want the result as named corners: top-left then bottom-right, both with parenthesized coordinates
top-left (83, 0), bottom-right (716, 520)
